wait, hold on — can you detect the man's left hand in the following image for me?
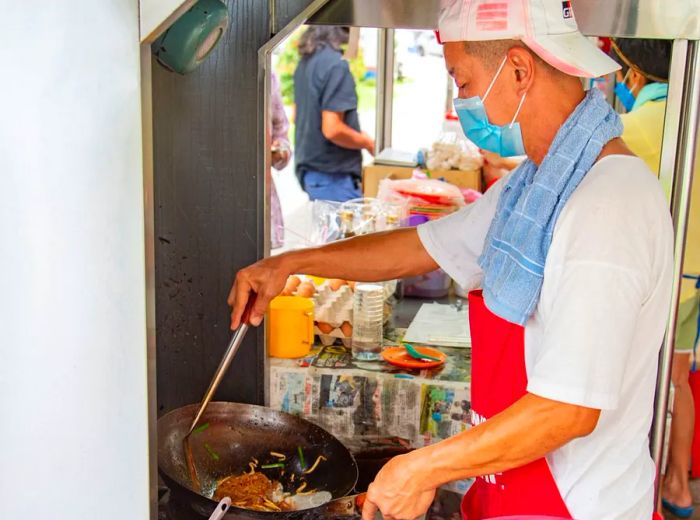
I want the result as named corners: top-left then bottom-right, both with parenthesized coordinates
top-left (361, 452), bottom-right (436, 520)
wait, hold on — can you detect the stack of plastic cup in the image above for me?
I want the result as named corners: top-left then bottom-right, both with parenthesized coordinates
top-left (351, 283), bottom-right (385, 360)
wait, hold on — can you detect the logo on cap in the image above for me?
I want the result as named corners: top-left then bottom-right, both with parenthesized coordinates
top-left (562, 1), bottom-right (573, 19)
top-left (476, 2), bottom-right (509, 31)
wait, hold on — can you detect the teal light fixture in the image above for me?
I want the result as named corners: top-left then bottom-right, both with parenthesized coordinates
top-left (153, 0), bottom-right (229, 75)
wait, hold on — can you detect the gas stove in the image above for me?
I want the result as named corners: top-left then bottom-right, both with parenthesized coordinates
top-left (158, 487), bottom-right (204, 520)
top-left (158, 486), bottom-right (250, 520)
top-left (157, 486), bottom-right (352, 520)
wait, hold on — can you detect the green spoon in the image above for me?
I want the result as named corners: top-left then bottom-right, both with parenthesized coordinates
top-left (403, 343), bottom-right (442, 362)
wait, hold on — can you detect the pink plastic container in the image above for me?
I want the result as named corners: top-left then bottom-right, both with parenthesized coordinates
top-left (486, 517), bottom-right (571, 519)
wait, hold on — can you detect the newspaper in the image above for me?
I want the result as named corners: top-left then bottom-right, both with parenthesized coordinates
top-left (269, 345), bottom-right (471, 449)
top-left (269, 344), bottom-right (474, 510)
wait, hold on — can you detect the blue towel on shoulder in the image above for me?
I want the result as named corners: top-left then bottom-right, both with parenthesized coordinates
top-left (478, 88), bottom-right (623, 325)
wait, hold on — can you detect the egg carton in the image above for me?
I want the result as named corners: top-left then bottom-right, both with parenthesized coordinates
top-left (314, 326), bottom-right (352, 347)
top-left (312, 283), bottom-right (354, 327)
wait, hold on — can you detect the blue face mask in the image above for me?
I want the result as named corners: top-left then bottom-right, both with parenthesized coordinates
top-left (454, 56), bottom-right (527, 157)
top-left (614, 70), bottom-right (636, 112)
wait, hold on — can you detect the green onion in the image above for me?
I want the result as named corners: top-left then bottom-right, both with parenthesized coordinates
top-left (192, 422), bottom-right (209, 435)
top-left (260, 463), bottom-right (285, 469)
top-left (297, 446), bottom-right (306, 470)
top-left (203, 443), bottom-right (220, 461)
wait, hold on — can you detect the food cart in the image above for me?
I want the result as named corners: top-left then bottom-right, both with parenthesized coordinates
top-left (258, 0), bottom-right (700, 511)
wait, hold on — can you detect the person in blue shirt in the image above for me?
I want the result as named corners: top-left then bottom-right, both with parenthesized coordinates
top-left (293, 26), bottom-right (375, 202)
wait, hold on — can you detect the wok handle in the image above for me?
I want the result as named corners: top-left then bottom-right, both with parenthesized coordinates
top-left (240, 292), bottom-right (256, 325)
top-left (186, 294), bottom-right (257, 436)
top-left (207, 497), bottom-right (231, 520)
top-left (322, 492), bottom-right (368, 517)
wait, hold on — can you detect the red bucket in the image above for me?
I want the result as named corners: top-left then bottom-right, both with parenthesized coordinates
top-left (689, 368), bottom-right (700, 477)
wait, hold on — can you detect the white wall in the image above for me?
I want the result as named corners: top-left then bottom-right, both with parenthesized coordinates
top-left (141, 0), bottom-right (196, 42)
top-left (0, 2), bottom-right (150, 519)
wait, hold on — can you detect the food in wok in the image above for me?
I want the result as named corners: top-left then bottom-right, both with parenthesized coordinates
top-left (158, 402), bottom-right (359, 518)
top-left (212, 450), bottom-right (329, 512)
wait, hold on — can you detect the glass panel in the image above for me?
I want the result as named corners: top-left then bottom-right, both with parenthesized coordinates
top-left (391, 29), bottom-right (451, 152)
top-left (269, 25), bottom-right (378, 253)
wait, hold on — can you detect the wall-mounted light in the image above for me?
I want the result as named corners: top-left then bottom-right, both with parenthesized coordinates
top-left (152, 0), bottom-right (229, 75)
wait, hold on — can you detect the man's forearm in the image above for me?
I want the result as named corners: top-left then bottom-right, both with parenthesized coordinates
top-left (411, 393), bottom-right (600, 490)
top-left (281, 228), bottom-right (437, 282)
top-left (325, 122), bottom-right (368, 150)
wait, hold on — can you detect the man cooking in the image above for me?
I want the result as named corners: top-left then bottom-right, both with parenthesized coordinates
top-left (229, 1), bottom-right (673, 518)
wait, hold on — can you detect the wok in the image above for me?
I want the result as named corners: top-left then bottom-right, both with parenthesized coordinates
top-left (158, 402), bottom-right (359, 519)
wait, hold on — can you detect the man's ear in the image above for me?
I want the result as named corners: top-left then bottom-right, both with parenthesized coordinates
top-left (507, 46), bottom-right (536, 95)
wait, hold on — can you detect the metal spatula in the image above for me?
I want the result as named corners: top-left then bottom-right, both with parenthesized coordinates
top-left (207, 497), bottom-right (231, 520)
top-left (186, 294), bottom-right (257, 436)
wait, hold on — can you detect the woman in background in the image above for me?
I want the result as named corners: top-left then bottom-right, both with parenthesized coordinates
top-left (293, 26), bottom-right (374, 202)
top-left (611, 37), bottom-right (698, 518)
top-left (270, 72), bottom-right (291, 249)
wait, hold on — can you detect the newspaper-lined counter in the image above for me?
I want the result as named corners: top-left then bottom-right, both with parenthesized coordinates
top-left (268, 328), bottom-right (472, 496)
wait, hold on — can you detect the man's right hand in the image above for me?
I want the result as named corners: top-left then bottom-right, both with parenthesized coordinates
top-left (362, 132), bottom-right (375, 156)
top-left (227, 256), bottom-right (290, 329)
top-left (227, 228), bottom-right (436, 330)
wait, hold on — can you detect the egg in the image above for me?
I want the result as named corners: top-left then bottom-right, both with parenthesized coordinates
top-left (340, 321), bottom-right (353, 337)
top-left (328, 279), bottom-right (347, 291)
top-left (284, 275), bottom-right (302, 293)
top-left (317, 322), bottom-right (334, 334)
top-left (296, 281), bottom-right (316, 298)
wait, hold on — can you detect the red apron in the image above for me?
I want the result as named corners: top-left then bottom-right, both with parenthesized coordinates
top-left (461, 290), bottom-right (572, 519)
top-left (461, 290), bottom-right (664, 520)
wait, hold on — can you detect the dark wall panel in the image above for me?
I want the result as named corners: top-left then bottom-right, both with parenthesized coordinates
top-left (153, 0), bottom-right (269, 414)
top-left (272, 0), bottom-right (314, 34)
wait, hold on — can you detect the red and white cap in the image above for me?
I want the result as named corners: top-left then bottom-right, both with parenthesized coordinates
top-left (437, 0), bottom-right (620, 78)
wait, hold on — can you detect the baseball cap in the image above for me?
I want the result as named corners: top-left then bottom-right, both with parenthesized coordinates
top-left (437, 0), bottom-right (620, 78)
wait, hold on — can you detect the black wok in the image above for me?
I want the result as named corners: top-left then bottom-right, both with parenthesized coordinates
top-left (158, 402), bottom-right (359, 519)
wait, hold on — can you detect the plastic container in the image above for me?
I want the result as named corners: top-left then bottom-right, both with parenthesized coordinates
top-left (267, 296), bottom-right (314, 358)
top-left (403, 269), bottom-right (451, 298)
top-left (486, 517), bottom-right (572, 520)
top-left (351, 284), bottom-right (385, 360)
top-left (407, 214), bottom-right (429, 227)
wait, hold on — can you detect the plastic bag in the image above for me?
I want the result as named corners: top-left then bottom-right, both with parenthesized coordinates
top-left (425, 132), bottom-right (483, 172)
top-left (309, 200), bottom-right (343, 245)
top-left (377, 176), bottom-right (465, 208)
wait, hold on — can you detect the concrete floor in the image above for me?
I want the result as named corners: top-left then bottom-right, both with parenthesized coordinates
top-left (663, 479), bottom-right (700, 519)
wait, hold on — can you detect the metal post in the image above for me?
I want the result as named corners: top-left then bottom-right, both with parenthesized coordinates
top-left (258, 0), bottom-right (333, 404)
top-left (651, 39), bottom-right (700, 504)
top-left (659, 41), bottom-right (690, 199)
top-left (139, 44), bottom-right (159, 520)
top-left (375, 28), bottom-right (395, 154)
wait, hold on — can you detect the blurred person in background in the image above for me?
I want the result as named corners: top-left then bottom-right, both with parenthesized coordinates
top-left (610, 37), bottom-right (699, 518)
top-left (270, 72), bottom-right (291, 249)
top-left (293, 26), bottom-right (374, 202)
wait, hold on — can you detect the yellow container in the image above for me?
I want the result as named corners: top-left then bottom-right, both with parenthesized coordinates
top-left (268, 296), bottom-right (314, 358)
top-left (308, 275), bottom-right (327, 286)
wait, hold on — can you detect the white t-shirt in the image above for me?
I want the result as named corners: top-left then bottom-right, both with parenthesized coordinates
top-left (417, 155), bottom-right (673, 520)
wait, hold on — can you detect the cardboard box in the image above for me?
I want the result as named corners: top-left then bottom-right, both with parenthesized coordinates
top-left (362, 164), bottom-right (482, 197)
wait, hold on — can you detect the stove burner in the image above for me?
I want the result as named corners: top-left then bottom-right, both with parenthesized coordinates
top-left (159, 487), bottom-right (251, 520)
